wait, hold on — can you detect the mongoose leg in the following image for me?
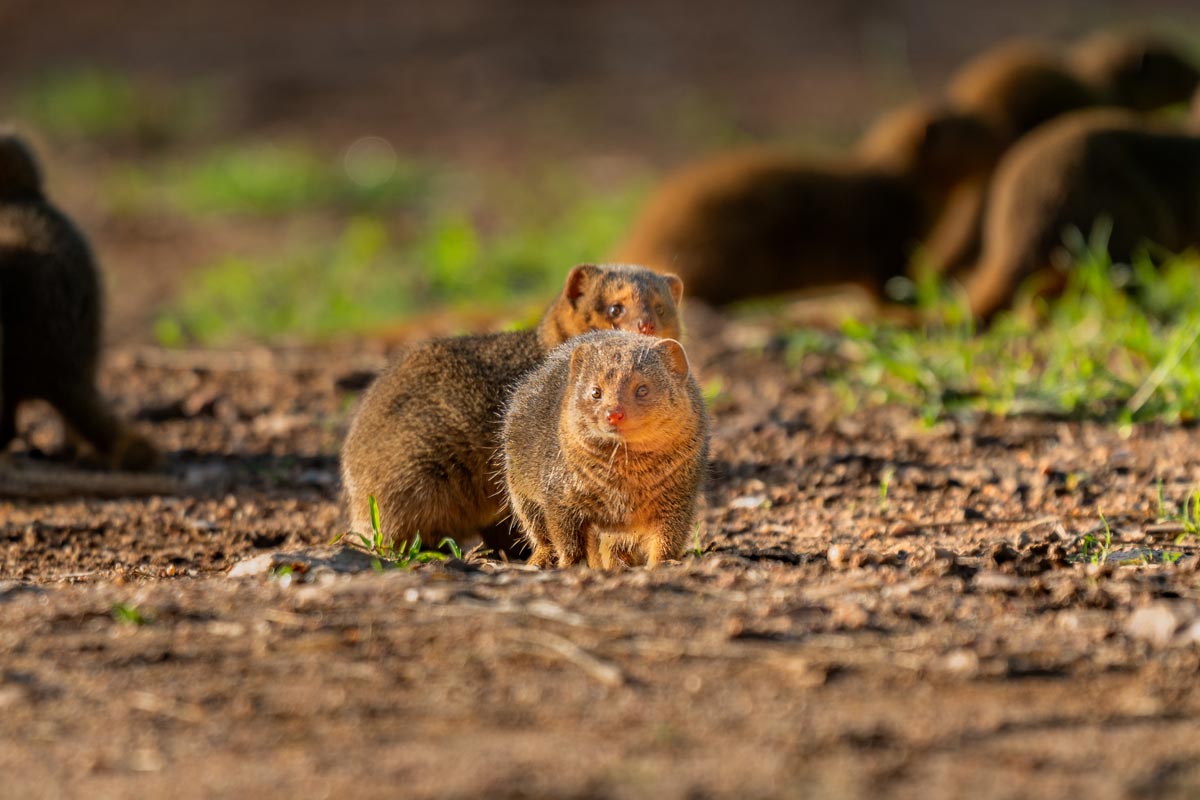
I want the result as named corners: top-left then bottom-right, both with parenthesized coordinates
top-left (479, 518), bottom-right (530, 559)
top-left (510, 495), bottom-right (553, 566)
top-left (643, 521), bottom-right (690, 568)
top-left (547, 513), bottom-right (588, 567)
top-left (600, 535), bottom-right (641, 569)
top-left (53, 384), bottom-right (160, 471)
top-left (527, 544), bottom-right (555, 569)
top-left (584, 528), bottom-right (603, 569)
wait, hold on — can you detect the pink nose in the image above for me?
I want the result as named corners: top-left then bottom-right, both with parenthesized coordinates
top-left (606, 407), bottom-right (626, 425)
top-left (637, 319), bottom-right (656, 335)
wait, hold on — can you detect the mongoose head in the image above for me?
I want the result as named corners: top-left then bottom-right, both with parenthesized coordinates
top-left (564, 332), bottom-right (698, 452)
top-left (1069, 33), bottom-right (1200, 112)
top-left (857, 104), bottom-right (1001, 188)
top-left (540, 263), bottom-right (684, 349)
top-left (0, 131), bottom-right (44, 200)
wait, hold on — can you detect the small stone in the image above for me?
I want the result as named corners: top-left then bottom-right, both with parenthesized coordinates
top-left (227, 553), bottom-right (275, 578)
top-left (973, 571), bottom-right (1021, 593)
top-left (943, 649), bottom-right (980, 675)
top-left (827, 544), bottom-right (850, 569)
top-left (730, 494), bottom-right (768, 510)
top-left (1125, 603), bottom-right (1195, 646)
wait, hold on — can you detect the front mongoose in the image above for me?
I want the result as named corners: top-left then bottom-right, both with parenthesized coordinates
top-left (339, 264), bottom-right (684, 553)
top-left (612, 103), bottom-right (998, 306)
top-left (929, 33), bottom-right (1199, 275)
top-left (960, 107), bottom-right (1200, 319)
top-left (0, 132), bottom-right (161, 471)
top-left (502, 330), bottom-right (709, 569)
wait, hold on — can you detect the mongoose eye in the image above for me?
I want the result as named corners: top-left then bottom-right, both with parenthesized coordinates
top-left (654, 303), bottom-right (665, 317)
top-left (635, 384), bottom-right (650, 399)
top-left (591, 386), bottom-right (603, 400)
top-left (608, 303), bottom-right (624, 318)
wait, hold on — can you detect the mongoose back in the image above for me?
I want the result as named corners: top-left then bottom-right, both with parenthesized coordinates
top-left (1068, 32), bottom-right (1200, 112)
top-left (961, 108), bottom-right (1200, 319)
top-left (612, 104), bottom-right (998, 306)
top-left (339, 264), bottom-right (684, 552)
top-left (0, 132), bottom-right (161, 470)
top-left (502, 330), bottom-right (709, 569)
top-left (928, 33), bottom-right (1199, 275)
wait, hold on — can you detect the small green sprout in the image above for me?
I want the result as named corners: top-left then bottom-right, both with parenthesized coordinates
top-left (111, 603), bottom-right (149, 626)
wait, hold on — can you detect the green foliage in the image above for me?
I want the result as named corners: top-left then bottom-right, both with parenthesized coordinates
top-left (111, 603), bottom-right (149, 626)
top-left (173, 143), bottom-right (429, 214)
top-left (17, 69), bottom-right (216, 143)
top-left (158, 172), bottom-right (646, 344)
top-left (106, 143), bottom-right (429, 217)
top-left (788, 245), bottom-right (1200, 425)
top-left (330, 495), bottom-right (464, 570)
top-left (1077, 513), bottom-right (1114, 565)
top-left (1155, 484), bottom-right (1200, 544)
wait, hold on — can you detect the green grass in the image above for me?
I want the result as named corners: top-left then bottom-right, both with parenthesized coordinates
top-left (111, 603), bottom-right (149, 626)
top-left (330, 495), bottom-right (467, 570)
top-left (157, 171), bottom-right (647, 344)
top-left (16, 69), bottom-right (218, 144)
top-left (787, 239), bottom-right (1200, 426)
top-left (106, 142), bottom-right (431, 217)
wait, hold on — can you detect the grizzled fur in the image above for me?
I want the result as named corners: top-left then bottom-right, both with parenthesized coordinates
top-left (502, 331), bottom-right (709, 569)
top-left (962, 107), bottom-right (1200, 319)
top-left (613, 104), bottom-right (999, 306)
top-left (0, 132), bottom-right (160, 470)
top-left (928, 34), bottom-right (1199, 276)
top-left (339, 264), bottom-right (684, 551)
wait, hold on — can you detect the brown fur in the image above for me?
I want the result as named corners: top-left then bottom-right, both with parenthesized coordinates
top-left (502, 331), bottom-right (709, 569)
top-left (961, 109), bottom-right (1200, 319)
top-left (928, 34), bottom-right (1199, 276)
top-left (339, 264), bottom-right (684, 553)
top-left (1069, 32), bottom-right (1200, 112)
top-left (0, 132), bottom-right (161, 471)
top-left (613, 104), bottom-right (998, 306)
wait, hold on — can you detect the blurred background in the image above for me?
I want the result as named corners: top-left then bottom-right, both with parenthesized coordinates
top-left (2, 0), bottom-right (1198, 346)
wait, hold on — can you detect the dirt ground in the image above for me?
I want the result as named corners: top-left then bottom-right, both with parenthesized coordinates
top-left (4, 312), bottom-right (1200, 799)
top-left (4, 2), bottom-right (1200, 798)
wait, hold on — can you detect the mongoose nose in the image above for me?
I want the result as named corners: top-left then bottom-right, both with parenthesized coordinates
top-left (637, 319), bottom-right (656, 335)
top-left (606, 407), bottom-right (626, 426)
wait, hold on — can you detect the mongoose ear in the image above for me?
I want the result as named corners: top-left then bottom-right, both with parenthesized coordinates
top-left (0, 132), bottom-right (43, 198)
top-left (662, 273), bottom-right (684, 305)
top-left (655, 338), bottom-right (690, 378)
top-left (568, 341), bottom-right (592, 382)
top-left (564, 265), bottom-right (600, 306)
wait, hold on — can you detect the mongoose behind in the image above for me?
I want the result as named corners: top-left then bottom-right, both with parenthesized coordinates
top-left (340, 264), bottom-right (683, 552)
top-left (0, 132), bottom-right (160, 470)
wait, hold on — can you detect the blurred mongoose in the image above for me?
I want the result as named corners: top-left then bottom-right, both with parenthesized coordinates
top-left (960, 108), bottom-right (1200, 319)
top-left (613, 103), bottom-right (999, 306)
top-left (0, 132), bottom-right (161, 471)
top-left (340, 264), bottom-right (684, 552)
top-left (929, 34), bottom-right (1199, 274)
top-left (502, 330), bottom-right (709, 569)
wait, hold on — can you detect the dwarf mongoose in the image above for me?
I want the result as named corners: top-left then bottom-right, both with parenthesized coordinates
top-left (340, 264), bottom-right (684, 552)
top-left (613, 104), bottom-right (998, 306)
top-left (502, 330), bottom-right (709, 569)
top-left (1068, 32), bottom-right (1200, 113)
top-left (928, 34), bottom-right (1199, 275)
top-left (0, 132), bottom-right (161, 471)
top-left (961, 108), bottom-right (1200, 319)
